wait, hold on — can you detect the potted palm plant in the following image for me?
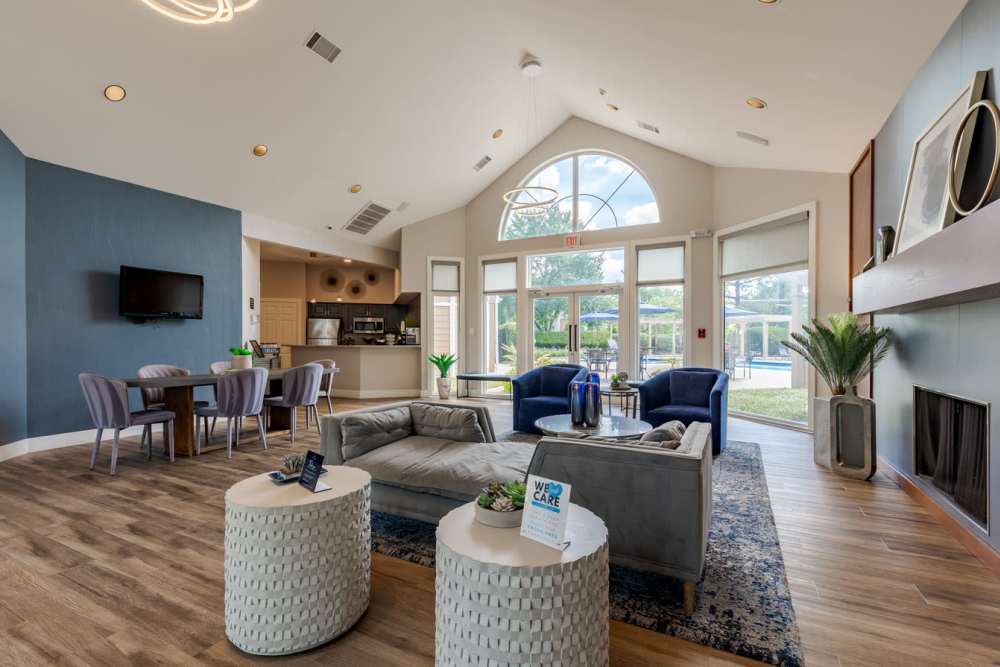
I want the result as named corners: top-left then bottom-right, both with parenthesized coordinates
top-left (783, 313), bottom-right (892, 480)
top-left (428, 353), bottom-right (458, 399)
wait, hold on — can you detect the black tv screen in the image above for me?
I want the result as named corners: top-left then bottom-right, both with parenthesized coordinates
top-left (119, 265), bottom-right (203, 319)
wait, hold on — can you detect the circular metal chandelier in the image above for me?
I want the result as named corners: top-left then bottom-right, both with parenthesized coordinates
top-left (140, 0), bottom-right (259, 25)
top-left (503, 186), bottom-right (558, 218)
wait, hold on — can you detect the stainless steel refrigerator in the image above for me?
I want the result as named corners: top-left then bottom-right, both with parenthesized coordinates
top-left (306, 318), bottom-right (341, 346)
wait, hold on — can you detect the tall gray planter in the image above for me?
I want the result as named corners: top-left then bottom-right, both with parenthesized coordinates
top-left (814, 391), bottom-right (876, 480)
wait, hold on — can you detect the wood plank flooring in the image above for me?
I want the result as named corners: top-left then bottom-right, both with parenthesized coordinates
top-left (0, 401), bottom-right (997, 666)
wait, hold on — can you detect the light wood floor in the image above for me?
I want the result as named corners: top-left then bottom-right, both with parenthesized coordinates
top-left (0, 400), bottom-right (998, 666)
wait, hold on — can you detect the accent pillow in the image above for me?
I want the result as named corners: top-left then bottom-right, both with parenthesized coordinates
top-left (410, 402), bottom-right (486, 442)
top-left (669, 371), bottom-right (717, 407)
top-left (340, 406), bottom-right (412, 459)
top-left (639, 420), bottom-right (686, 449)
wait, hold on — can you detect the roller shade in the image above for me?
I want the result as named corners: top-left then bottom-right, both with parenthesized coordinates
top-left (432, 262), bottom-right (460, 292)
top-left (483, 260), bottom-right (516, 292)
top-left (636, 244), bottom-right (684, 283)
top-left (721, 211), bottom-right (809, 278)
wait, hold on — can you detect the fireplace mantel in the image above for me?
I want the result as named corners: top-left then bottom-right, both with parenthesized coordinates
top-left (852, 199), bottom-right (1000, 315)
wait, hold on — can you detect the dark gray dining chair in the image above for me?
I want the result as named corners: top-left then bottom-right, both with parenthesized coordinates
top-left (314, 358), bottom-right (336, 414)
top-left (195, 368), bottom-right (267, 458)
top-left (79, 373), bottom-right (175, 475)
top-left (136, 364), bottom-right (208, 450)
top-left (264, 363), bottom-right (323, 445)
top-left (206, 360), bottom-right (232, 438)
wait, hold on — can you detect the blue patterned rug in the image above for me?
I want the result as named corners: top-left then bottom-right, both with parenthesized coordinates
top-left (371, 440), bottom-right (802, 666)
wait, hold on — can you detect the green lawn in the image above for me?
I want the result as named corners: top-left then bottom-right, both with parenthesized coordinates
top-left (729, 387), bottom-right (808, 424)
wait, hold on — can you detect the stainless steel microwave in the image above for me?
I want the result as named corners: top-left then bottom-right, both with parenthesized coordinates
top-left (353, 316), bottom-right (384, 334)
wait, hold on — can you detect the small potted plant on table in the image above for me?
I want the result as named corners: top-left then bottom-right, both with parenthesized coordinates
top-left (230, 345), bottom-right (254, 370)
top-left (428, 353), bottom-right (458, 399)
top-left (475, 480), bottom-right (527, 528)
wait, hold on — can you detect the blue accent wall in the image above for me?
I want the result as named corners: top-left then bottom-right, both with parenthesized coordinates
top-left (873, 0), bottom-right (1000, 554)
top-left (0, 130), bottom-right (26, 447)
top-left (25, 160), bottom-right (241, 437)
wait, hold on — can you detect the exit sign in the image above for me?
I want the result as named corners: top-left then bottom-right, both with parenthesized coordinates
top-left (563, 234), bottom-right (581, 249)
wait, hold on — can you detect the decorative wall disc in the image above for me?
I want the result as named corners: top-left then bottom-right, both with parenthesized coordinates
top-left (947, 99), bottom-right (1000, 217)
top-left (364, 270), bottom-right (380, 286)
top-left (320, 270), bottom-right (343, 292)
top-left (346, 280), bottom-right (366, 299)
top-left (139, 0), bottom-right (259, 25)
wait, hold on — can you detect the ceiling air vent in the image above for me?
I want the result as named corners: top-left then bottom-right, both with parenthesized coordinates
top-left (637, 120), bottom-right (660, 134)
top-left (305, 31), bottom-right (342, 63)
top-left (344, 201), bottom-right (392, 235)
top-left (736, 130), bottom-right (770, 146)
top-left (473, 155), bottom-right (493, 172)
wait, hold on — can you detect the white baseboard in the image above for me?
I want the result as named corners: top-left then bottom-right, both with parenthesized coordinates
top-left (0, 440), bottom-right (28, 463)
top-left (334, 389), bottom-right (423, 400)
top-left (0, 425), bottom-right (149, 463)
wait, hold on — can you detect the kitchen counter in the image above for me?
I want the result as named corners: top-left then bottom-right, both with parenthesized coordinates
top-left (290, 345), bottom-right (422, 399)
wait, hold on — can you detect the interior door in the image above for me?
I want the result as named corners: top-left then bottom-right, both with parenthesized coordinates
top-left (260, 298), bottom-right (304, 345)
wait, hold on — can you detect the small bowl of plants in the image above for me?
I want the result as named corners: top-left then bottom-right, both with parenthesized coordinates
top-left (230, 345), bottom-right (253, 370)
top-left (475, 480), bottom-right (526, 528)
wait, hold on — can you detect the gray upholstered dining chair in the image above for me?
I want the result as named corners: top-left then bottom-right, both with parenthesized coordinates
top-left (206, 360), bottom-right (232, 438)
top-left (79, 373), bottom-right (175, 475)
top-left (263, 363), bottom-right (323, 445)
top-left (195, 368), bottom-right (268, 458)
top-left (314, 358), bottom-right (336, 414)
top-left (137, 363), bottom-right (207, 452)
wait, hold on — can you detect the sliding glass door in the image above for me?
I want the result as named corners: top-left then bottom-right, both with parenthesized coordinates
top-left (531, 291), bottom-right (620, 385)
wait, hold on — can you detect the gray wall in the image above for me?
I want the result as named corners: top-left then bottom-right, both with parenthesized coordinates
top-left (25, 160), bottom-right (242, 437)
top-left (873, 0), bottom-right (1000, 552)
top-left (0, 130), bottom-right (26, 447)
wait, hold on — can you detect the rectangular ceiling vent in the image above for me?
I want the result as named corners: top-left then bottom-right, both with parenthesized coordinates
top-left (736, 130), bottom-right (770, 146)
top-left (637, 120), bottom-right (660, 134)
top-left (473, 155), bottom-right (493, 172)
top-left (344, 201), bottom-right (392, 235)
top-left (305, 31), bottom-right (342, 63)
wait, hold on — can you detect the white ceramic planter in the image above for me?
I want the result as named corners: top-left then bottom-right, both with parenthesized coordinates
top-left (814, 390), bottom-right (876, 480)
top-left (232, 355), bottom-right (253, 370)
top-left (436, 377), bottom-right (451, 399)
top-left (474, 504), bottom-right (523, 529)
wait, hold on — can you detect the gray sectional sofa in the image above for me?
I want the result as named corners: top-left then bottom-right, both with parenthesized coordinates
top-left (319, 401), bottom-right (712, 610)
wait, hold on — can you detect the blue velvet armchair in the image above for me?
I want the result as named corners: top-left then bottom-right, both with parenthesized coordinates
top-left (639, 368), bottom-right (729, 454)
top-left (512, 364), bottom-right (589, 434)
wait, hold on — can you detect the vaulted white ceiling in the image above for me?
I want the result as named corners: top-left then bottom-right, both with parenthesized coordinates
top-left (0, 1), bottom-right (964, 250)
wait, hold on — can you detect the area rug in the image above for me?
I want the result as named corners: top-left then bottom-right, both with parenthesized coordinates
top-left (371, 439), bottom-right (802, 666)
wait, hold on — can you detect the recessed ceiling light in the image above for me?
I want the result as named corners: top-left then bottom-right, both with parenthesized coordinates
top-left (344, 258), bottom-right (353, 264)
top-left (492, 129), bottom-right (503, 139)
top-left (349, 184), bottom-right (362, 193)
top-left (103, 84), bottom-right (126, 102)
top-left (252, 144), bottom-right (269, 157)
top-left (746, 97), bottom-right (767, 110)
top-left (607, 103), bottom-right (620, 112)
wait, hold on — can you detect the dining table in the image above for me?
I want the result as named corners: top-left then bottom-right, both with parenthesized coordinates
top-left (122, 366), bottom-right (339, 456)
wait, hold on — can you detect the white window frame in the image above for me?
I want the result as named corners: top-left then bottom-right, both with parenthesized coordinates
top-left (633, 240), bottom-right (689, 380)
top-left (498, 149), bottom-right (660, 241)
top-left (479, 258), bottom-right (518, 398)
top-left (712, 201), bottom-right (817, 431)
top-left (426, 257), bottom-right (464, 396)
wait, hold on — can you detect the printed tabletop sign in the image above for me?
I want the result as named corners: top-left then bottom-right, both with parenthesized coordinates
top-left (299, 450), bottom-right (331, 493)
top-left (520, 474), bottom-right (572, 549)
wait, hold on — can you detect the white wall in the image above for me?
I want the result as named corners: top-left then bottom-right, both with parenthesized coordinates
top-left (242, 212), bottom-right (400, 268)
top-left (242, 235), bottom-right (260, 343)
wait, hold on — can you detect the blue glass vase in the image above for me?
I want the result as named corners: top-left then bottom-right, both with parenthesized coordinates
top-left (588, 372), bottom-right (603, 417)
top-left (583, 381), bottom-right (601, 428)
top-left (570, 380), bottom-right (587, 425)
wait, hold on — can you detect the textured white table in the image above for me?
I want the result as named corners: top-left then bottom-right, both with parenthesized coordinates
top-left (435, 502), bottom-right (609, 667)
top-left (224, 465), bottom-right (371, 655)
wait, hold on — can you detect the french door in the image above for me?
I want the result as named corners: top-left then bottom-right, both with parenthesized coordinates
top-left (530, 289), bottom-right (620, 384)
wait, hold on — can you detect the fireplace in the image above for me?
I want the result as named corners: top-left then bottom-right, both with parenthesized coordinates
top-left (913, 386), bottom-right (990, 532)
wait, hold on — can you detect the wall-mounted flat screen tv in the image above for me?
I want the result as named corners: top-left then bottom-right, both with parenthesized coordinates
top-left (119, 265), bottom-right (204, 319)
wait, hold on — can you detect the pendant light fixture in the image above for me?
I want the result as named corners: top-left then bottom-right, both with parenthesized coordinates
top-left (503, 55), bottom-right (556, 218)
top-left (139, 0), bottom-right (259, 25)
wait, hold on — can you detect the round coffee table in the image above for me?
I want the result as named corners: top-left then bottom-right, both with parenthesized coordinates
top-left (534, 413), bottom-right (652, 439)
top-left (435, 502), bottom-right (609, 666)
top-left (224, 465), bottom-right (371, 655)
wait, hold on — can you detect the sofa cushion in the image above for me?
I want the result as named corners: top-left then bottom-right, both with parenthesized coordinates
top-left (350, 436), bottom-right (535, 501)
top-left (340, 406), bottom-right (412, 459)
top-left (669, 370), bottom-right (717, 406)
top-left (648, 404), bottom-right (711, 425)
top-left (410, 402), bottom-right (486, 443)
top-left (640, 420), bottom-right (686, 448)
top-left (540, 366), bottom-right (580, 397)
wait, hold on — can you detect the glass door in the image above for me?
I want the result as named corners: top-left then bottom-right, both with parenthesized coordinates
top-left (531, 291), bottom-right (620, 386)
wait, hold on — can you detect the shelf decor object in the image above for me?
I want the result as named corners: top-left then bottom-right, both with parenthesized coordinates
top-left (947, 98), bottom-right (1000, 217)
top-left (895, 70), bottom-right (988, 256)
top-left (224, 466), bottom-right (372, 655)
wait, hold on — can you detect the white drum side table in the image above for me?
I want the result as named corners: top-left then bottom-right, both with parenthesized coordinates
top-left (435, 502), bottom-right (609, 667)
top-left (224, 465), bottom-right (371, 655)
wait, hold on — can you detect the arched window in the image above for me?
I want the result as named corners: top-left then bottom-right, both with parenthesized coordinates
top-left (500, 151), bottom-right (659, 240)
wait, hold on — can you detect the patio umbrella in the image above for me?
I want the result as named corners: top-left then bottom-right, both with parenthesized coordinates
top-left (580, 311), bottom-right (618, 321)
top-left (725, 305), bottom-right (757, 317)
top-left (607, 303), bottom-right (679, 315)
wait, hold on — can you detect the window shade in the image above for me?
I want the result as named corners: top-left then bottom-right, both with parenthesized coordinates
top-left (721, 212), bottom-right (808, 278)
top-left (432, 262), bottom-right (460, 292)
top-left (636, 245), bottom-right (684, 283)
top-left (483, 260), bottom-right (516, 292)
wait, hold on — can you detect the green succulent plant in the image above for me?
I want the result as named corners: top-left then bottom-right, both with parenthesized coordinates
top-left (230, 346), bottom-right (253, 356)
top-left (477, 479), bottom-right (526, 512)
top-left (782, 312), bottom-right (892, 396)
top-left (280, 454), bottom-right (306, 475)
top-left (428, 353), bottom-right (458, 378)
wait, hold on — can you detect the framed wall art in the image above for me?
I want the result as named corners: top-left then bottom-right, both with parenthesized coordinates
top-left (894, 69), bottom-right (989, 256)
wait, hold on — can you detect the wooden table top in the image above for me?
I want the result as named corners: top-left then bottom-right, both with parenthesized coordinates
top-left (122, 366), bottom-right (339, 389)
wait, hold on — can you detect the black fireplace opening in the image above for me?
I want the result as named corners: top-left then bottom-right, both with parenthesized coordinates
top-left (914, 386), bottom-right (989, 531)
